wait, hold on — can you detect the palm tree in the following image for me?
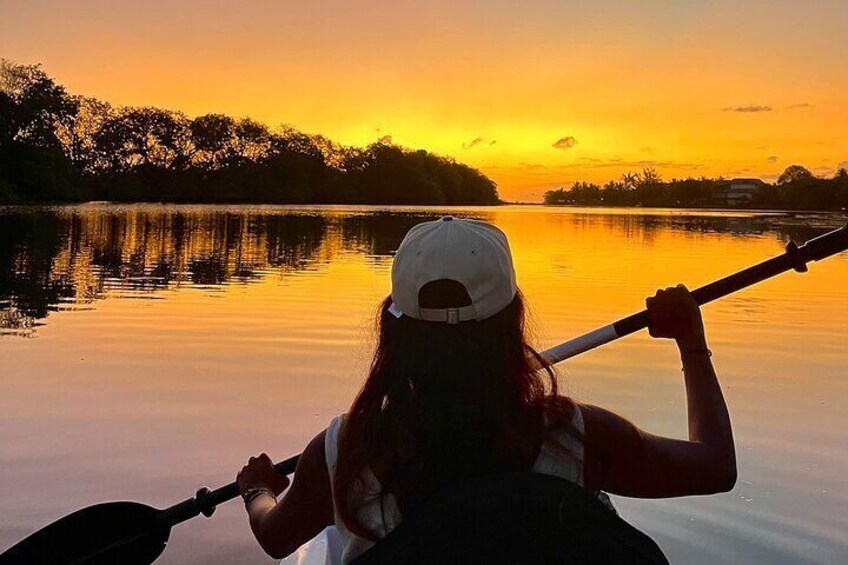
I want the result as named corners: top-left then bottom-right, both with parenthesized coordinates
top-left (640, 166), bottom-right (662, 186)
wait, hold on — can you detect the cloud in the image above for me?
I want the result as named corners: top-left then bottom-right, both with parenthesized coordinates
top-left (767, 155), bottom-right (778, 163)
top-left (838, 161), bottom-right (848, 171)
top-left (787, 103), bottom-right (812, 109)
top-left (721, 105), bottom-right (773, 113)
top-left (462, 137), bottom-right (497, 150)
top-left (552, 136), bottom-right (577, 150)
top-left (582, 157), bottom-right (623, 164)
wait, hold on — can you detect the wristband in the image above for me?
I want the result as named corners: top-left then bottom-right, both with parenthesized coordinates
top-left (242, 486), bottom-right (275, 507)
top-left (681, 348), bottom-right (712, 357)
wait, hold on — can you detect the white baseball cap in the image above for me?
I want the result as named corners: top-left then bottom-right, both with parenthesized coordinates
top-left (389, 216), bottom-right (517, 324)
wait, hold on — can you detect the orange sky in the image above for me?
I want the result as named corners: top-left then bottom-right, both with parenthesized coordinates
top-left (2, 0), bottom-right (847, 201)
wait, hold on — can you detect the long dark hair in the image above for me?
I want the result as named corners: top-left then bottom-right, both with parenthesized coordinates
top-left (334, 281), bottom-right (572, 539)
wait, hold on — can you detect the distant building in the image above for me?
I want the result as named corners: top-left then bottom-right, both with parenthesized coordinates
top-left (713, 178), bottom-right (766, 206)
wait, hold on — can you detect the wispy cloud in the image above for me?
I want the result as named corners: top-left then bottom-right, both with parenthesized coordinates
top-left (767, 155), bottom-right (778, 163)
top-left (721, 105), bottom-right (773, 113)
top-left (462, 137), bottom-right (496, 149)
top-left (787, 103), bottom-right (812, 109)
top-left (552, 136), bottom-right (577, 150)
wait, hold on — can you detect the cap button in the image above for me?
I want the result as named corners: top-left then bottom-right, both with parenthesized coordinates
top-left (442, 216), bottom-right (453, 222)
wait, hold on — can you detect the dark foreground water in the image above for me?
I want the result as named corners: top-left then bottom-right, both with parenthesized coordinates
top-left (1, 204), bottom-right (846, 564)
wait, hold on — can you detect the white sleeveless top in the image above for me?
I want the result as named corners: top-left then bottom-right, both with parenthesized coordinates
top-left (323, 408), bottom-right (586, 564)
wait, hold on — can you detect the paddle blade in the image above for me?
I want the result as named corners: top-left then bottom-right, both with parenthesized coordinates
top-left (1, 502), bottom-right (169, 565)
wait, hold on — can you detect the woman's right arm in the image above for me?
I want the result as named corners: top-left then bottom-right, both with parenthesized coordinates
top-left (581, 285), bottom-right (736, 498)
top-left (240, 431), bottom-right (334, 558)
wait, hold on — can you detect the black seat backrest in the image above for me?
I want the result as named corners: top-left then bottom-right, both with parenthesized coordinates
top-left (351, 472), bottom-right (668, 565)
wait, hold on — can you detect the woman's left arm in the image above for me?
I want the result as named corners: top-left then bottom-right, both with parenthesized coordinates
top-left (237, 431), bottom-right (334, 559)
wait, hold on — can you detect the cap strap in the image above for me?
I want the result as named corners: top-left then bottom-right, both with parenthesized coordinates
top-left (418, 305), bottom-right (478, 324)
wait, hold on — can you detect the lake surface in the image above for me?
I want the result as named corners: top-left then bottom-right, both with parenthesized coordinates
top-left (1, 204), bottom-right (846, 564)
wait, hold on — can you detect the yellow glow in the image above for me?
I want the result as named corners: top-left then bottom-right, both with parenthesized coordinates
top-left (1, 1), bottom-right (847, 201)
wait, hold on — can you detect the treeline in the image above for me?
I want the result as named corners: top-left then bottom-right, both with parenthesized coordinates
top-left (0, 60), bottom-right (499, 205)
top-left (544, 166), bottom-right (848, 210)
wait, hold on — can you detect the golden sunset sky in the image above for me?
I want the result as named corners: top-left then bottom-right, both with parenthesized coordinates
top-left (2, 0), bottom-right (846, 201)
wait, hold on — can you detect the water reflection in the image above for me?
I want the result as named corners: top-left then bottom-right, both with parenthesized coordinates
top-left (1, 209), bottom-right (330, 335)
top-left (0, 205), bottom-right (843, 337)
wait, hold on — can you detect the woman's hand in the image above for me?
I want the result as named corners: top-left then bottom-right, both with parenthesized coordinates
top-left (646, 284), bottom-right (706, 350)
top-left (237, 453), bottom-right (291, 496)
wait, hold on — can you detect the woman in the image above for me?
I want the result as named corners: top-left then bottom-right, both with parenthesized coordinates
top-left (237, 217), bottom-right (736, 562)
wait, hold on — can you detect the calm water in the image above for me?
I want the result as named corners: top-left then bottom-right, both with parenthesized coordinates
top-left (1, 204), bottom-right (847, 564)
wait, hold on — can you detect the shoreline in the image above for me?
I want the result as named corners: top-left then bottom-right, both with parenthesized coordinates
top-left (3, 201), bottom-right (847, 222)
top-left (4, 196), bottom-right (846, 216)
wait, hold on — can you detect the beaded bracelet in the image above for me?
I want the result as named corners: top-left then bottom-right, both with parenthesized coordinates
top-left (681, 348), bottom-right (713, 371)
top-left (242, 486), bottom-right (275, 507)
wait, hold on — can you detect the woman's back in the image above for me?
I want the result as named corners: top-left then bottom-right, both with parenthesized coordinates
top-left (325, 403), bottom-right (587, 563)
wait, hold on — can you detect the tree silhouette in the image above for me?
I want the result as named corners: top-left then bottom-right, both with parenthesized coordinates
top-left (777, 165), bottom-right (814, 185)
top-left (0, 61), bottom-right (81, 201)
top-left (621, 172), bottom-right (639, 190)
top-left (190, 114), bottom-right (235, 169)
top-left (545, 167), bottom-right (846, 211)
top-left (0, 60), bottom-right (500, 206)
top-left (639, 166), bottom-right (662, 186)
top-left (93, 107), bottom-right (191, 171)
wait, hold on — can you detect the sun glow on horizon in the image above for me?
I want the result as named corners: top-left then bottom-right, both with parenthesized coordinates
top-left (2, 0), bottom-right (847, 201)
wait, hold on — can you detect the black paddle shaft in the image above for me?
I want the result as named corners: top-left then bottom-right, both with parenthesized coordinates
top-left (159, 455), bottom-right (301, 527)
top-left (612, 223), bottom-right (848, 337)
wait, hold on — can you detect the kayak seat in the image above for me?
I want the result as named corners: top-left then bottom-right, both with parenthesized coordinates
top-left (350, 472), bottom-right (668, 565)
